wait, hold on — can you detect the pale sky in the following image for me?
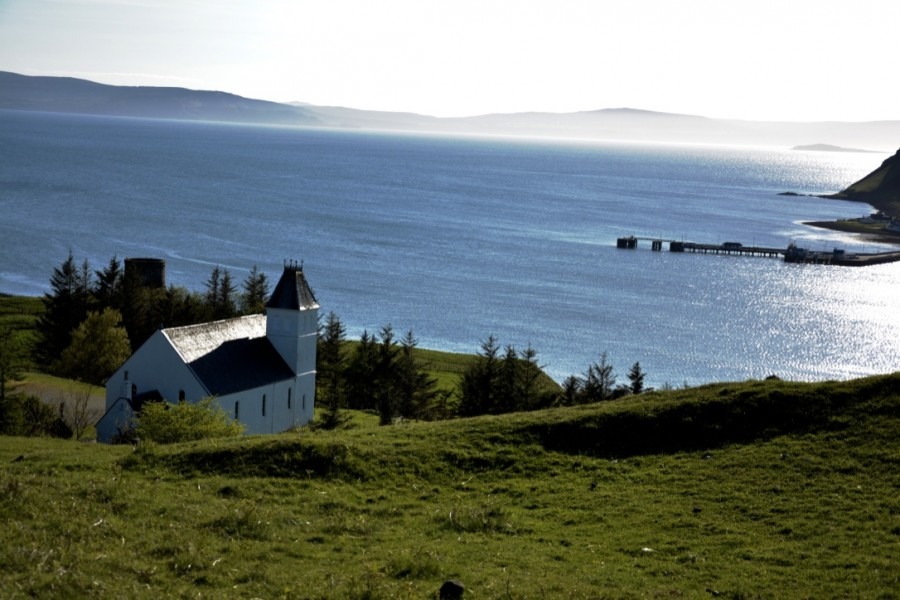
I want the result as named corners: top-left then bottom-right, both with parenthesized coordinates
top-left (1, 0), bottom-right (897, 121)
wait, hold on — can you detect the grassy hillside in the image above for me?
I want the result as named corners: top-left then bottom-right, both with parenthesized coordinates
top-left (1, 373), bottom-right (897, 598)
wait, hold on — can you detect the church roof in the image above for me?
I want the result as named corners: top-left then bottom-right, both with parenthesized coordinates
top-left (163, 315), bottom-right (294, 396)
top-left (266, 263), bottom-right (318, 310)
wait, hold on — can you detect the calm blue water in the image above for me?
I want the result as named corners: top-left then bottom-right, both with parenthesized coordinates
top-left (1, 109), bottom-right (898, 386)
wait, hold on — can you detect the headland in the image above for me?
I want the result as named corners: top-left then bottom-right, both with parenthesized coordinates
top-left (799, 147), bottom-right (900, 243)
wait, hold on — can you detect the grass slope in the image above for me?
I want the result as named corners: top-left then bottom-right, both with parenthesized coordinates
top-left (1, 373), bottom-right (898, 598)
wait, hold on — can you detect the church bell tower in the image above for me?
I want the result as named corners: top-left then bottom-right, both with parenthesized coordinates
top-left (265, 261), bottom-right (319, 376)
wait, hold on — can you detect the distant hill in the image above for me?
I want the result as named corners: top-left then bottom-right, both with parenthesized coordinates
top-left (792, 143), bottom-right (879, 153)
top-left (828, 147), bottom-right (900, 216)
top-left (2, 71), bottom-right (900, 149)
top-left (0, 71), bottom-right (320, 126)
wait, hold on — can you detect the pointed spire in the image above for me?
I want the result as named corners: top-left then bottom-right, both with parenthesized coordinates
top-left (266, 262), bottom-right (318, 310)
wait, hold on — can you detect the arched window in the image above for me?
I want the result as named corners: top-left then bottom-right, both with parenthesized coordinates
top-left (262, 394), bottom-right (266, 416)
top-left (302, 394), bottom-right (306, 411)
top-left (234, 401), bottom-right (240, 420)
top-left (287, 388), bottom-right (292, 409)
top-left (178, 390), bottom-right (185, 402)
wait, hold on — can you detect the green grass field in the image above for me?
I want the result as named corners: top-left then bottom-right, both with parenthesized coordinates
top-left (1, 373), bottom-right (897, 598)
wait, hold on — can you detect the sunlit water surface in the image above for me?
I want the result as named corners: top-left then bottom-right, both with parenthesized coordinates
top-left (1, 110), bottom-right (897, 386)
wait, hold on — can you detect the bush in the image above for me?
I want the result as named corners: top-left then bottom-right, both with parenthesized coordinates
top-left (135, 397), bottom-right (244, 444)
top-left (0, 394), bottom-right (70, 437)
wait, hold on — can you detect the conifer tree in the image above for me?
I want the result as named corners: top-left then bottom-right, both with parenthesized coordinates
top-left (560, 375), bottom-right (582, 406)
top-left (35, 252), bottom-right (93, 369)
top-left (240, 265), bottom-right (269, 314)
top-left (345, 330), bottom-right (377, 410)
top-left (496, 344), bottom-right (521, 413)
top-left (317, 311), bottom-right (347, 428)
top-left (374, 324), bottom-right (398, 425)
top-left (583, 351), bottom-right (616, 402)
top-left (395, 329), bottom-right (439, 419)
top-left (628, 361), bottom-right (646, 395)
top-left (93, 255), bottom-right (123, 311)
top-left (204, 266), bottom-right (237, 319)
top-left (518, 343), bottom-right (544, 410)
top-left (218, 269), bottom-right (237, 319)
top-left (204, 265), bottom-right (221, 310)
top-left (458, 335), bottom-right (500, 417)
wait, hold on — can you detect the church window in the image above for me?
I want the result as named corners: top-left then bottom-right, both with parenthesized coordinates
top-left (178, 390), bottom-right (185, 402)
top-left (302, 394), bottom-right (306, 411)
top-left (262, 394), bottom-right (266, 416)
top-left (234, 401), bottom-right (240, 420)
top-left (288, 388), bottom-right (292, 409)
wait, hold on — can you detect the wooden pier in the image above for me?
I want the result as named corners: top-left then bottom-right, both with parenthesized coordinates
top-left (616, 236), bottom-right (784, 258)
top-left (616, 236), bottom-right (900, 267)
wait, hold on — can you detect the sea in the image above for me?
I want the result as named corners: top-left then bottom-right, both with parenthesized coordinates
top-left (1, 109), bottom-right (898, 387)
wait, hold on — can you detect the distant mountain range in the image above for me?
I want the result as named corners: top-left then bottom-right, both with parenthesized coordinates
top-left (2, 71), bottom-right (899, 150)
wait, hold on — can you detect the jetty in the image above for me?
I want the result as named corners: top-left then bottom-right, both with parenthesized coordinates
top-left (616, 236), bottom-right (900, 267)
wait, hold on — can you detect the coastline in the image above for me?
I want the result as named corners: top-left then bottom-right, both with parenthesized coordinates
top-left (803, 193), bottom-right (900, 245)
top-left (803, 218), bottom-right (900, 245)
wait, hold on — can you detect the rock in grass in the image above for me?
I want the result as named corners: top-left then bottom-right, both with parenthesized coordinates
top-left (439, 579), bottom-right (465, 599)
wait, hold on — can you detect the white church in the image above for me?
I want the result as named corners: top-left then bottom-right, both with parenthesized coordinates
top-left (96, 262), bottom-right (319, 443)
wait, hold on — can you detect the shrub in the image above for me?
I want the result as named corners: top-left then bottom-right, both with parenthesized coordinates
top-left (135, 397), bottom-right (244, 444)
top-left (0, 394), bottom-right (69, 437)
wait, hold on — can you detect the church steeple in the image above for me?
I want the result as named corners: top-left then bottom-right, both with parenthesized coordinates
top-left (265, 260), bottom-right (318, 311)
top-left (265, 261), bottom-right (319, 375)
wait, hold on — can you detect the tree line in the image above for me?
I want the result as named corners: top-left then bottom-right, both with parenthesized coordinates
top-left (315, 313), bottom-right (648, 427)
top-left (34, 252), bottom-right (271, 385)
top-left (2, 252), bottom-right (652, 438)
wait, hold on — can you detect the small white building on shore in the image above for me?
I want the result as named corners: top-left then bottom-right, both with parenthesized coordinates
top-left (96, 262), bottom-right (319, 442)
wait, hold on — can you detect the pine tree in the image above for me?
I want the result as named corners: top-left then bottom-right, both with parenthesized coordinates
top-left (204, 265), bottom-right (221, 310)
top-left (583, 351), bottom-right (616, 403)
top-left (93, 255), bottom-right (123, 311)
top-left (496, 344), bottom-right (520, 413)
top-left (560, 375), bottom-right (582, 406)
top-left (240, 265), bottom-right (269, 314)
top-left (35, 252), bottom-right (93, 369)
top-left (204, 266), bottom-right (237, 319)
top-left (218, 269), bottom-right (237, 319)
top-left (518, 344), bottom-right (544, 410)
top-left (395, 329), bottom-right (439, 419)
top-left (458, 335), bottom-right (500, 417)
top-left (317, 311), bottom-right (347, 428)
top-left (374, 325), bottom-right (398, 425)
top-left (628, 361), bottom-right (646, 395)
top-left (345, 330), bottom-right (377, 410)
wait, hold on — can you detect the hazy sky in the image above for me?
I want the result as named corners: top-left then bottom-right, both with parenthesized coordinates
top-left (1, 0), bottom-right (897, 121)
